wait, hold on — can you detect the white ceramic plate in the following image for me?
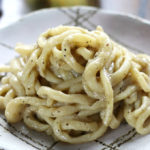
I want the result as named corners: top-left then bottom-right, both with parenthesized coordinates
top-left (0, 6), bottom-right (150, 150)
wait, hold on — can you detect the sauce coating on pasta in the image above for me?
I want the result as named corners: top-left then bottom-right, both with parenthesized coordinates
top-left (0, 26), bottom-right (150, 143)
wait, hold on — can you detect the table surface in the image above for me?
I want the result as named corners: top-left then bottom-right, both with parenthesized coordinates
top-left (0, 0), bottom-right (150, 28)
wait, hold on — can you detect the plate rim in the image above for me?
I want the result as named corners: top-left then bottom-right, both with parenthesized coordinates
top-left (0, 6), bottom-right (150, 31)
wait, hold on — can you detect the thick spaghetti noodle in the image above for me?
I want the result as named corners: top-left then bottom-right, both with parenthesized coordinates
top-left (0, 26), bottom-right (150, 143)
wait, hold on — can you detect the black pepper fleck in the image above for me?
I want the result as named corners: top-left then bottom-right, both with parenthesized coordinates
top-left (26, 116), bottom-right (30, 119)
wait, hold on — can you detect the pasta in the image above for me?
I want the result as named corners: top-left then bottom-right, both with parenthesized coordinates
top-left (0, 25), bottom-right (150, 143)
